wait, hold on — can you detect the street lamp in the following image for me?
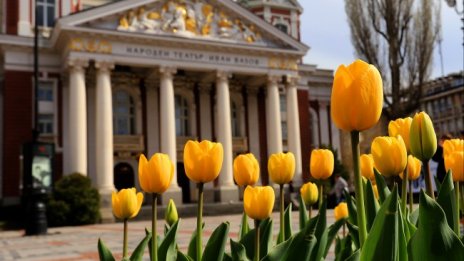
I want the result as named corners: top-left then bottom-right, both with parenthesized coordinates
top-left (444, 0), bottom-right (464, 78)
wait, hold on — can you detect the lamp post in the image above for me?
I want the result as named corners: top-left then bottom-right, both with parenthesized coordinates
top-left (444, 0), bottom-right (464, 78)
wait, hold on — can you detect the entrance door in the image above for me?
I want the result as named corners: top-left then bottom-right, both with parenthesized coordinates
top-left (177, 162), bottom-right (191, 203)
top-left (114, 162), bottom-right (135, 191)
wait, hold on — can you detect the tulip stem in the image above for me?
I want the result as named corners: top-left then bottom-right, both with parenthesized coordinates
top-left (350, 131), bottom-right (367, 247)
top-left (254, 219), bottom-right (261, 261)
top-left (401, 177), bottom-right (407, 215)
top-left (197, 183), bottom-right (204, 261)
top-left (152, 193), bottom-right (158, 261)
top-left (422, 160), bottom-right (435, 200)
top-left (409, 181), bottom-right (413, 213)
top-left (308, 206), bottom-right (312, 220)
top-left (123, 219), bottom-right (128, 259)
top-left (455, 181), bottom-right (460, 237)
top-left (279, 184), bottom-right (285, 243)
top-left (318, 183), bottom-right (323, 210)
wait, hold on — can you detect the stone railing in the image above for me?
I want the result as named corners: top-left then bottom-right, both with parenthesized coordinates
top-left (114, 135), bottom-right (144, 153)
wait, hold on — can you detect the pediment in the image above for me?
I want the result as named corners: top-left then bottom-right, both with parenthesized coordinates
top-left (56, 0), bottom-right (307, 53)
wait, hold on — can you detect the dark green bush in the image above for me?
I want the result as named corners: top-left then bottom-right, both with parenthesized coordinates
top-left (47, 173), bottom-right (101, 226)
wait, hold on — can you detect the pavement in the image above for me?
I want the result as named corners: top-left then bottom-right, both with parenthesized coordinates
top-left (0, 209), bottom-right (339, 261)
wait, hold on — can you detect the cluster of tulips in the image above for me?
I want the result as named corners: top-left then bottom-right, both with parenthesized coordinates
top-left (99, 59), bottom-right (464, 261)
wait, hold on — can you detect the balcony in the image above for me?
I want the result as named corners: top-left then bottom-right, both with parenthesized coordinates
top-left (114, 135), bottom-right (144, 153)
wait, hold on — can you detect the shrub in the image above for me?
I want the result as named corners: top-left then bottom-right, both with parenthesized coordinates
top-left (47, 173), bottom-right (101, 226)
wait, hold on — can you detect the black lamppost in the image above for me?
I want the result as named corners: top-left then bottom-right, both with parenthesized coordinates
top-left (444, 0), bottom-right (464, 78)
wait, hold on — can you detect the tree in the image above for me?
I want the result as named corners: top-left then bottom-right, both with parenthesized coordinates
top-left (344, 0), bottom-right (441, 120)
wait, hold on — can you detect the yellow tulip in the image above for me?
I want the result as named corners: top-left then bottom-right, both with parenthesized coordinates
top-left (165, 199), bottom-right (178, 226)
top-left (310, 149), bottom-right (334, 180)
top-left (372, 184), bottom-right (379, 200)
top-left (300, 182), bottom-right (318, 206)
top-left (112, 188), bottom-right (144, 220)
top-left (138, 153), bottom-right (174, 194)
top-left (443, 139), bottom-right (464, 158)
top-left (243, 186), bottom-right (275, 220)
top-left (445, 151), bottom-right (464, 182)
top-left (360, 154), bottom-right (375, 181)
top-left (184, 140), bottom-right (223, 183)
top-left (388, 117), bottom-right (413, 153)
top-left (334, 202), bottom-right (349, 221)
top-left (330, 59), bottom-right (383, 131)
top-left (233, 153), bottom-right (260, 186)
top-left (268, 152), bottom-right (295, 184)
top-left (400, 155), bottom-right (422, 181)
top-left (371, 136), bottom-right (407, 177)
top-left (410, 112), bottom-right (437, 161)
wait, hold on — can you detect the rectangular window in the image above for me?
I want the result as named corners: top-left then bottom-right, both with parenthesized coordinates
top-left (38, 114), bottom-right (54, 134)
top-left (37, 0), bottom-right (56, 27)
top-left (37, 81), bottom-right (54, 101)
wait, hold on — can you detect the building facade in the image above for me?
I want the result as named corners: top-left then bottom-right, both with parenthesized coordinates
top-left (0, 0), bottom-right (337, 210)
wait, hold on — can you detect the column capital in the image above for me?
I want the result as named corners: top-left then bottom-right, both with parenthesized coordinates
top-left (67, 58), bottom-right (89, 72)
top-left (216, 71), bottom-right (232, 82)
top-left (285, 75), bottom-right (300, 87)
top-left (159, 66), bottom-right (177, 79)
top-left (267, 74), bottom-right (282, 85)
top-left (95, 60), bottom-right (115, 72)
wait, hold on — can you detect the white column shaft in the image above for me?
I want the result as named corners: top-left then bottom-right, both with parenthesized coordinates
top-left (286, 83), bottom-right (302, 187)
top-left (266, 76), bottom-right (283, 155)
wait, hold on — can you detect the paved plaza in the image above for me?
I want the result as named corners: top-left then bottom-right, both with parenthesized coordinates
top-left (0, 209), bottom-right (338, 261)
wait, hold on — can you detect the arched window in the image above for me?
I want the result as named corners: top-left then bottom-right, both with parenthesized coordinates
top-left (231, 101), bottom-right (240, 137)
top-left (113, 90), bottom-right (135, 135)
top-left (175, 94), bottom-right (190, 136)
top-left (275, 23), bottom-right (288, 34)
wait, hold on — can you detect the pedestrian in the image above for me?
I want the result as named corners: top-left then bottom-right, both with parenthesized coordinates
top-left (330, 173), bottom-right (348, 204)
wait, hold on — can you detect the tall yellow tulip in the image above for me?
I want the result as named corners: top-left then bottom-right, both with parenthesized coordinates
top-left (300, 182), bottom-right (318, 206)
top-left (112, 188), bottom-right (144, 220)
top-left (445, 151), bottom-right (464, 182)
top-left (310, 149), bottom-right (334, 180)
top-left (233, 153), bottom-right (260, 187)
top-left (184, 140), bottom-right (223, 183)
top-left (400, 155), bottom-right (422, 180)
top-left (330, 59), bottom-right (383, 132)
top-left (388, 117), bottom-right (413, 153)
top-left (443, 139), bottom-right (464, 158)
top-left (360, 154), bottom-right (375, 181)
top-left (334, 202), bottom-right (349, 221)
top-left (410, 112), bottom-right (437, 161)
top-left (268, 152), bottom-right (295, 184)
top-left (371, 136), bottom-right (407, 177)
top-left (138, 153), bottom-right (174, 194)
top-left (243, 186), bottom-right (275, 220)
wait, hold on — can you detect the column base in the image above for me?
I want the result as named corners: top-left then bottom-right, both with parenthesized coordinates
top-left (160, 186), bottom-right (183, 206)
top-left (203, 183), bottom-right (216, 203)
top-left (214, 185), bottom-right (239, 203)
top-left (99, 190), bottom-right (115, 223)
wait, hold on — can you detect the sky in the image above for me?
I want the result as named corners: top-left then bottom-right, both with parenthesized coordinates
top-left (300, 1), bottom-right (463, 78)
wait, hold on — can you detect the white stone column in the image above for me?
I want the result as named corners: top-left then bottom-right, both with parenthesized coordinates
top-left (159, 67), bottom-right (182, 204)
top-left (18, 0), bottom-right (31, 36)
top-left (215, 71), bottom-right (238, 202)
top-left (266, 75), bottom-right (283, 155)
top-left (286, 76), bottom-right (302, 187)
top-left (68, 59), bottom-right (88, 175)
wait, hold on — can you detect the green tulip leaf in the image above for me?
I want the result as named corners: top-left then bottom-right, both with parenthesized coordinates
top-left (239, 218), bottom-right (273, 260)
top-left (344, 189), bottom-right (357, 226)
top-left (434, 175), bottom-right (442, 193)
top-left (364, 179), bottom-right (380, 232)
top-left (222, 253), bottom-right (232, 261)
top-left (187, 223), bottom-right (204, 259)
top-left (335, 235), bottom-right (358, 261)
top-left (324, 218), bottom-right (345, 258)
top-left (309, 200), bottom-right (328, 261)
top-left (409, 208), bottom-right (419, 226)
top-left (436, 170), bottom-right (457, 232)
top-left (407, 190), bottom-right (464, 260)
top-left (177, 251), bottom-right (194, 261)
top-left (238, 212), bottom-right (249, 241)
top-left (130, 232), bottom-right (152, 261)
top-left (299, 195), bottom-right (309, 231)
top-left (345, 222), bottom-right (360, 250)
top-left (97, 238), bottom-right (115, 261)
top-left (284, 203), bottom-right (293, 240)
top-left (229, 239), bottom-right (249, 261)
top-left (158, 219), bottom-right (180, 261)
top-left (344, 249), bottom-right (360, 261)
top-left (374, 168), bottom-right (390, 203)
top-left (145, 228), bottom-right (161, 261)
top-left (360, 185), bottom-right (408, 261)
top-left (202, 222), bottom-right (230, 261)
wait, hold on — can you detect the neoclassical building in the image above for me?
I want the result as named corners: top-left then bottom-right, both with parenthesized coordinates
top-left (0, 0), bottom-right (338, 211)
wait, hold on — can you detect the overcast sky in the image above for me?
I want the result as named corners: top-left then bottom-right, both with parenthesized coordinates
top-left (300, 1), bottom-right (463, 78)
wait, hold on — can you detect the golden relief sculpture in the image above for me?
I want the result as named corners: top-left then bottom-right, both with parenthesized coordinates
top-left (69, 38), bottom-right (112, 54)
top-left (116, 0), bottom-right (263, 44)
top-left (269, 57), bottom-right (299, 71)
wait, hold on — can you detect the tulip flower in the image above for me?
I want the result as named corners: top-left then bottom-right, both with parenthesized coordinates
top-left (165, 199), bottom-right (178, 227)
top-left (184, 140), bottom-right (223, 261)
top-left (388, 117), bottom-right (413, 153)
top-left (410, 111), bottom-right (437, 199)
top-left (360, 154), bottom-right (375, 182)
top-left (310, 149), bottom-right (334, 180)
top-left (443, 139), bottom-right (464, 158)
top-left (300, 182), bottom-right (318, 218)
top-left (334, 202), bottom-right (349, 221)
top-left (233, 153), bottom-right (260, 187)
top-left (330, 59), bottom-right (383, 132)
top-left (400, 155), bottom-right (422, 181)
top-left (445, 150), bottom-right (464, 237)
top-left (243, 186), bottom-right (275, 261)
top-left (371, 136), bottom-right (407, 177)
top-left (112, 188), bottom-right (143, 259)
top-left (268, 152), bottom-right (294, 243)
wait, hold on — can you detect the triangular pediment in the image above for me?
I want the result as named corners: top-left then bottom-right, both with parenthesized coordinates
top-left (56, 0), bottom-right (308, 53)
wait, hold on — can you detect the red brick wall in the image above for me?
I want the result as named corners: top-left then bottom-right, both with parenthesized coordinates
top-left (270, 9), bottom-right (291, 15)
top-left (298, 89), bottom-right (311, 182)
top-left (6, 0), bottom-right (19, 35)
top-left (2, 70), bottom-right (33, 197)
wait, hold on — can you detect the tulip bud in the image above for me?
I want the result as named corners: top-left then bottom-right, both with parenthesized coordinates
top-left (310, 149), bottom-right (334, 180)
top-left (233, 153), bottom-right (260, 187)
top-left (360, 154), bottom-right (375, 182)
top-left (138, 153), bottom-right (174, 194)
top-left (445, 151), bottom-right (464, 182)
top-left (243, 186), bottom-right (275, 220)
top-left (400, 155), bottom-right (422, 181)
top-left (165, 199), bottom-right (178, 226)
top-left (334, 202), bottom-right (349, 221)
top-left (184, 140), bottom-right (223, 183)
top-left (371, 136), bottom-right (407, 177)
top-left (410, 112), bottom-right (437, 161)
top-left (268, 152), bottom-right (295, 185)
top-left (388, 117), bottom-right (413, 153)
top-left (331, 59), bottom-right (383, 131)
top-left (112, 188), bottom-right (144, 220)
top-left (300, 182), bottom-right (318, 206)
